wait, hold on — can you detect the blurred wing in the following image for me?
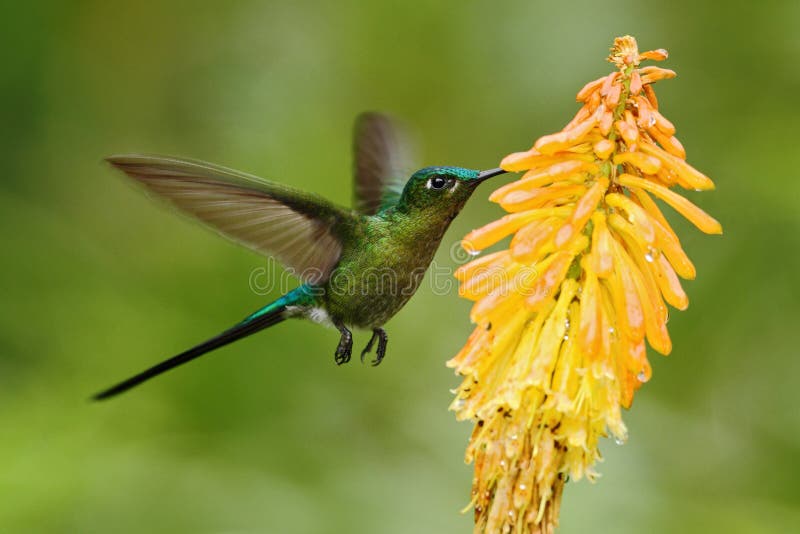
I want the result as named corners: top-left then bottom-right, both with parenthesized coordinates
top-left (352, 112), bottom-right (415, 215)
top-left (107, 155), bottom-right (353, 284)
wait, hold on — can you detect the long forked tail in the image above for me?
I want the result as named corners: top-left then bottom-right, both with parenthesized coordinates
top-left (92, 291), bottom-right (306, 401)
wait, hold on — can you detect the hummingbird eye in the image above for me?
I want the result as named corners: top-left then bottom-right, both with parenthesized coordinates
top-left (427, 175), bottom-right (449, 190)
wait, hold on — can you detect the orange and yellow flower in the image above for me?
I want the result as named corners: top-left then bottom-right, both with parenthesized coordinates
top-left (449, 36), bottom-right (721, 533)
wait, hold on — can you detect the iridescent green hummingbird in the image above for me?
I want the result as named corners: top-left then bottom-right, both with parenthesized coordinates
top-left (93, 113), bottom-right (506, 400)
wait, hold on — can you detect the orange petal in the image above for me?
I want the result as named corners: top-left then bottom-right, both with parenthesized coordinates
top-left (524, 251), bottom-right (574, 311)
top-left (613, 224), bottom-right (672, 355)
top-left (605, 82), bottom-right (622, 107)
top-left (618, 173), bottom-right (722, 234)
top-left (470, 282), bottom-right (527, 324)
top-left (510, 217), bottom-right (561, 264)
top-left (639, 66), bottom-right (677, 83)
top-left (634, 96), bottom-right (654, 129)
top-left (576, 76), bottom-right (606, 102)
top-left (646, 127), bottom-right (686, 159)
top-left (643, 84), bottom-right (659, 109)
top-left (653, 253), bottom-right (689, 310)
top-left (460, 260), bottom-right (521, 301)
top-left (651, 109), bottom-right (676, 136)
top-left (639, 49), bottom-right (668, 61)
top-left (629, 70), bottom-right (643, 96)
top-left (614, 120), bottom-right (639, 145)
top-left (600, 72), bottom-right (619, 95)
top-left (463, 210), bottom-right (559, 253)
top-left (498, 184), bottom-right (587, 213)
top-left (455, 250), bottom-right (511, 282)
top-left (599, 109), bottom-right (614, 136)
top-left (564, 105), bottom-right (592, 130)
top-left (628, 189), bottom-right (698, 280)
top-left (593, 139), bottom-right (614, 160)
top-left (590, 212), bottom-right (614, 277)
top-left (534, 107), bottom-right (601, 155)
top-left (554, 178), bottom-right (608, 248)
top-left (489, 160), bottom-right (598, 202)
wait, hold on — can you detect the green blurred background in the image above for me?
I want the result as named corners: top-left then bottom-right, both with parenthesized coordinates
top-left (2, 1), bottom-right (799, 532)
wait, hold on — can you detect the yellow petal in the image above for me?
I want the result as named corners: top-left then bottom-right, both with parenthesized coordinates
top-left (613, 151), bottom-right (661, 174)
top-left (578, 267), bottom-right (601, 355)
top-left (639, 142), bottom-right (715, 190)
top-left (604, 192), bottom-right (656, 244)
top-left (607, 237), bottom-right (645, 343)
top-left (618, 173), bottom-right (722, 234)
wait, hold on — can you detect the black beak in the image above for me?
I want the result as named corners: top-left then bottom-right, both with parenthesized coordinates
top-left (476, 167), bottom-right (507, 182)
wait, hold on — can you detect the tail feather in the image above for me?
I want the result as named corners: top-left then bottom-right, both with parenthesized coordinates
top-left (92, 303), bottom-right (288, 401)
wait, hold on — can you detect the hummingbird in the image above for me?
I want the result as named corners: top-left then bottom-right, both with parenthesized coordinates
top-left (93, 113), bottom-right (506, 400)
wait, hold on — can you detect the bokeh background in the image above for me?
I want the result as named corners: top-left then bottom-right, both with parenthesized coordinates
top-left (2, 1), bottom-right (799, 532)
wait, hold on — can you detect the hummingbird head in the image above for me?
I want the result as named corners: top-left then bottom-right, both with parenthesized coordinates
top-left (397, 166), bottom-right (507, 215)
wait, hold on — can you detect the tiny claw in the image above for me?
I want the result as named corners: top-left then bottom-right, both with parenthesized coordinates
top-left (370, 328), bottom-right (388, 367)
top-left (334, 323), bottom-right (353, 365)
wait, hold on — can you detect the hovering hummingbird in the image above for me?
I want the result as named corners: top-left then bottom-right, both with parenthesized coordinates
top-left (93, 113), bottom-right (506, 400)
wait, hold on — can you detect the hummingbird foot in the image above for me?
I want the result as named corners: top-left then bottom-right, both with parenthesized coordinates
top-left (334, 322), bottom-right (353, 365)
top-left (360, 328), bottom-right (388, 366)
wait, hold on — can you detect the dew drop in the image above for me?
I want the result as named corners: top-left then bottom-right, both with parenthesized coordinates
top-left (454, 399), bottom-right (465, 409)
top-left (608, 326), bottom-right (616, 335)
top-left (648, 116), bottom-right (657, 127)
top-left (644, 252), bottom-right (654, 263)
top-left (509, 434), bottom-right (518, 441)
top-left (637, 370), bottom-right (647, 382)
top-left (519, 483), bottom-right (527, 491)
top-left (468, 248), bottom-right (482, 257)
top-left (614, 437), bottom-right (625, 445)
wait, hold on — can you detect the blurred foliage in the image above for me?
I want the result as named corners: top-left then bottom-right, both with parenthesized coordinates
top-left (1, 1), bottom-right (799, 532)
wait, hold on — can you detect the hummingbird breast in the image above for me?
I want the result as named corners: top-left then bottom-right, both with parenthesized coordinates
top-left (320, 210), bottom-right (451, 329)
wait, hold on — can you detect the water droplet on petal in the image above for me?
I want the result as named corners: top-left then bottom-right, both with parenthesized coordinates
top-left (608, 326), bottom-right (616, 335)
top-left (614, 437), bottom-right (626, 445)
top-left (454, 399), bottom-right (465, 409)
top-left (644, 252), bottom-right (654, 262)
top-left (648, 116), bottom-right (657, 127)
top-left (637, 370), bottom-right (647, 382)
top-left (468, 248), bottom-right (482, 257)
top-left (518, 483), bottom-right (527, 491)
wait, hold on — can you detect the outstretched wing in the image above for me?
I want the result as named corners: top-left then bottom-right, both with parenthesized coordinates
top-left (107, 155), bottom-right (354, 284)
top-left (352, 112), bottom-right (414, 215)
